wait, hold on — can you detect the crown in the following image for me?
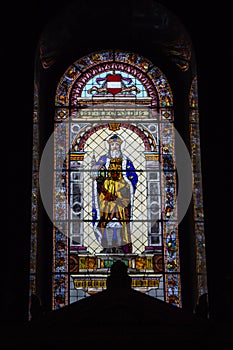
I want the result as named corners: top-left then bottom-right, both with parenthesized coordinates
top-left (107, 134), bottom-right (123, 144)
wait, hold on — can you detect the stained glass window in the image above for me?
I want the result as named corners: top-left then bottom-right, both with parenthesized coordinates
top-left (189, 76), bottom-right (207, 296)
top-left (32, 49), bottom-right (208, 312)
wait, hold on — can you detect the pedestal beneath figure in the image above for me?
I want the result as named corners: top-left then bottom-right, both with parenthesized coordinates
top-left (70, 252), bottom-right (163, 296)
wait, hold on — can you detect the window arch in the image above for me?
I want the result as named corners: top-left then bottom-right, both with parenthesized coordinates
top-left (30, 1), bottom-right (208, 316)
top-left (38, 50), bottom-right (189, 309)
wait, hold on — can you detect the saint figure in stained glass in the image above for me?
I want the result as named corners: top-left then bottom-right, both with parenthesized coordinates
top-left (91, 134), bottom-right (138, 253)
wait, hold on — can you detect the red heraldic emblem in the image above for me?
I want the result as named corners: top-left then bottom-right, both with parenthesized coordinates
top-left (106, 74), bottom-right (122, 95)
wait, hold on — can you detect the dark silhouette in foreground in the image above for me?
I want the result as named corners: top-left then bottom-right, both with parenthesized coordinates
top-left (4, 261), bottom-right (233, 349)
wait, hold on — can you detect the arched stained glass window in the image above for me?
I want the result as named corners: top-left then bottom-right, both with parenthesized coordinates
top-left (38, 49), bottom-right (186, 309)
top-left (30, 1), bottom-right (208, 316)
